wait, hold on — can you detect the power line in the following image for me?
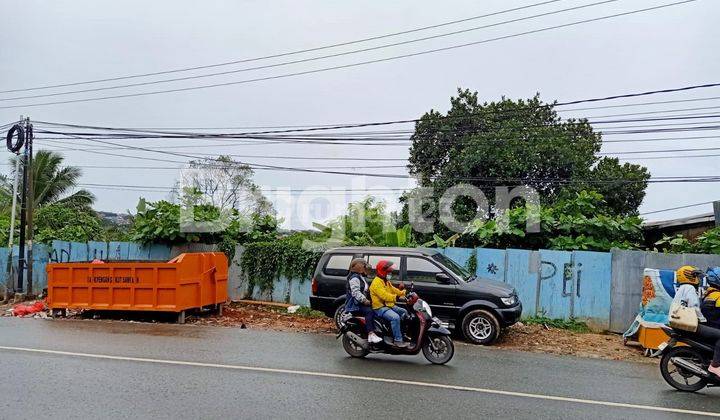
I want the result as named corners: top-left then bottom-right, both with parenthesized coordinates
top-left (604, 134), bottom-right (720, 143)
top-left (28, 133), bottom-right (720, 182)
top-left (0, 1), bottom-right (622, 102)
top-left (34, 138), bottom-right (412, 159)
top-left (600, 146), bottom-right (720, 155)
top-left (0, 0), bottom-right (564, 94)
top-left (557, 95), bottom-right (720, 112)
top-left (619, 153), bottom-right (720, 160)
top-left (0, 0), bottom-right (698, 109)
top-left (583, 104), bottom-right (720, 119)
top-left (32, 108), bottom-right (720, 141)
top-left (641, 200), bottom-right (717, 216)
top-left (38, 95), bottom-right (720, 131)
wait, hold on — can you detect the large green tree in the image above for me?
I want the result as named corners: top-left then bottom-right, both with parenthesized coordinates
top-left (405, 89), bottom-right (649, 244)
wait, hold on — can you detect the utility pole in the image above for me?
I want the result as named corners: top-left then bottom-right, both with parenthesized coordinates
top-left (25, 121), bottom-right (34, 296)
top-left (714, 201), bottom-right (720, 228)
top-left (14, 117), bottom-right (31, 294)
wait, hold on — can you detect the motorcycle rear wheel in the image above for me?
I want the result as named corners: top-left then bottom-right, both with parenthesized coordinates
top-left (422, 335), bottom-right (454, 365)
top-left (342, 334), bottom-right (369, 358)
top-left (660, 346), bottom-right (709, 392)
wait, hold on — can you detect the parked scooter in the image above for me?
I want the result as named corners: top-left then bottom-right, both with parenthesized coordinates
top-left (658, 323), bottom-right (720, 391)
top-left (337, 290), bottom-right (454, 364)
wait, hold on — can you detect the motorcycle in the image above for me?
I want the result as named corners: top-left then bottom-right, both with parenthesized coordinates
top-left (658, 323), bottom-right (720, 392)
top-left (337, 291), bottom-right (455, 365)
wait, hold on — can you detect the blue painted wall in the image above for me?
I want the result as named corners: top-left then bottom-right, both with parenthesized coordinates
top-left (231, 245), bottom-right (615, 329)
top-left (4, 240), bottom-right (616, 329)
top-left (1, 241), bottom-right (172, 294)
top-left (440, 247), bottom-right (613, 330)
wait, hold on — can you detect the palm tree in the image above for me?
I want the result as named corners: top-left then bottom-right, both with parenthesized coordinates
top-left (1, 150), bottom-right (95, 210)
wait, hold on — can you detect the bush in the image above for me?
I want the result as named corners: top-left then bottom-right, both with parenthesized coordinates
top-left (656, 227), bottom-right (720, 254)
top-left (523, 316), bottom-right (590, 333)
top-left (34, 204), bottom-right (105, 244)
top-left (465, 191), bottom-right (643, 251)
top-left (130, 199), bottom-right (280, 259)
top-left (240, 235), bottom-right (323, 293)
top-left (293, 306), bottom-right (325, 318)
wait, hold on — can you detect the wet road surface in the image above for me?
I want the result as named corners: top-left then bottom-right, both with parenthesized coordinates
top-left (1, 317), bottom-right (719, 419)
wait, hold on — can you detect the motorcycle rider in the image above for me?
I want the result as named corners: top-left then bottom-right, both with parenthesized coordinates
top-left (672, 265), bottom-right (706, 323)
top-left (345, 258), bottom-right (382, 344)
top-left (701, 268), bottom-right (720, 328)
top-left (700, 268), bottom-right (720, 377)
top-left (369, 260), bottom-right (409, 348)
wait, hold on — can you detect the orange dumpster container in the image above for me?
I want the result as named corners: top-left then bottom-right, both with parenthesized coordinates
top-left (47, 252), bottom-right (228, 323)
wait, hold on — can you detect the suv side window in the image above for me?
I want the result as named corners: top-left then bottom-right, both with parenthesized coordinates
top-left (366, 255), bottom-right (401, 278)
top-left (323, 254), bottom-right (353, 276)
top-left (406, 257), bottom-right (444, 283)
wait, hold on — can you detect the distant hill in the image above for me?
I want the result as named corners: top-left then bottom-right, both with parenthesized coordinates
top-left (97, 211), bottom-right (132, 226)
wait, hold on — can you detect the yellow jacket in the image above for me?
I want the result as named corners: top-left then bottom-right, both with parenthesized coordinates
top-left (704, 288), bottom-right (720, 307)
top-left (369, 276), bottom-right (406, 310)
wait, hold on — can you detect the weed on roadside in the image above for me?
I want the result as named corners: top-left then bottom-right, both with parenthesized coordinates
top-left (292, 306), bottom-right (326, 318)
top-left (522, 316), bottom-right (591, 333)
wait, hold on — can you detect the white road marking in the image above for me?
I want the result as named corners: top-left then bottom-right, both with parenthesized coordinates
top-left (1, 345), bottom-right (717, 417)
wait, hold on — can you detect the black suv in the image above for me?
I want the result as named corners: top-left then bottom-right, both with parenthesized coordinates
top-left (309, 247), bottom-right (522, 345)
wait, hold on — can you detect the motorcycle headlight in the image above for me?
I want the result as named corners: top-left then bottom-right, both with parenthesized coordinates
top-left (422, 301), bottom-right (433, 317)
top-left (501, 295), bottom-right (517, 306)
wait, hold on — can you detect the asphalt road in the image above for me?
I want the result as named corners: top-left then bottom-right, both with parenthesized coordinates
top-left (1, 318), bottom-right (719, 419)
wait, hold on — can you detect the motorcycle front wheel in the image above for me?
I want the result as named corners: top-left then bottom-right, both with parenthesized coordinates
top-left (422, 335), bottom-right (454, 365)
top-left (660, 346), bottom-right (709, 392)
top-left (342, 334), bottom-right (369, 358)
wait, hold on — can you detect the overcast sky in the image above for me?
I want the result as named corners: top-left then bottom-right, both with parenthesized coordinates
top-left (0, 0), bottom-right (718, 228)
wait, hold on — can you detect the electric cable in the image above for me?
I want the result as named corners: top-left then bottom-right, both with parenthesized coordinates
top-left (0, 0), bottom-right (697, 109)
top-left (0, 0), bottom-right (565, 94)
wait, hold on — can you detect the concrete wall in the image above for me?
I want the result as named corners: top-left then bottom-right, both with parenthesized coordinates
top-left (230, 245), bottom-right (615, 329)
top-left (609, 250), bottom-right (720, 333)
top-left (227, 245), bottom-right (311, 306)
top-left (464, 248), bottom-right (612, 330)
top-left (14, 240), bottom-right (719, 332)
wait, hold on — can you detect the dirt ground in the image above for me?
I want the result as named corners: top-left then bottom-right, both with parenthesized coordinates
top-left (188, 302), bottom-right (337, 333)
top-left (494, 322), bottom-right (651, 363)
top-left (1, 300), bottom-right (650, 362)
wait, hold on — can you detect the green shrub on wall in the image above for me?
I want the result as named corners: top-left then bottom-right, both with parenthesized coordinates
top-left (241, 236), bottom-right (323, 293)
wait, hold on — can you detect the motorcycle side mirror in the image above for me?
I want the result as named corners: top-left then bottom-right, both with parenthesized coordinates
top-left (436, 273), bottom-right (452, 284)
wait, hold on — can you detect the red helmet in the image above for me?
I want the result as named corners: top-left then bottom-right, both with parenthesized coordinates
top-left (375, 260), bottom-right (396, 278)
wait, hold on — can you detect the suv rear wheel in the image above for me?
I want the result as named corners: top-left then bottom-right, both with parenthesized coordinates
top-left (461, 309), bottom-right (500, 345)
top-left (333, 303), bottom-right (346, 329)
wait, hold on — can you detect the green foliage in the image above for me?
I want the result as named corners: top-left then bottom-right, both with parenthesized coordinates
top-left (422, 233), bottom-right (460, 248)
top-left (0, 214), bottom-right (10, 246)
top-left (466, 252), bottom-right (477, 274)
top-left (656, 227), bottom-right (720, 255)
top-left (405, 89), bottom-right (649, 243)
top-left (316, 197), bottom-right (416, 247)
top-left (465, 190), bottom-right (643, 251)
top-left (34, 203), bottom-right (105, 243)
top-left (240, 235), bottom-right (322, 293)
top-left (292, 306), bottom-right (325, 318)
top-left (523, 316), bottom-right (591, 333)
top-left (131, 199), bottom-right (278, 247)
top-left (101, 223), bottom-right (132, 242)
top-left (567, 157), bottom-right (649, 216)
